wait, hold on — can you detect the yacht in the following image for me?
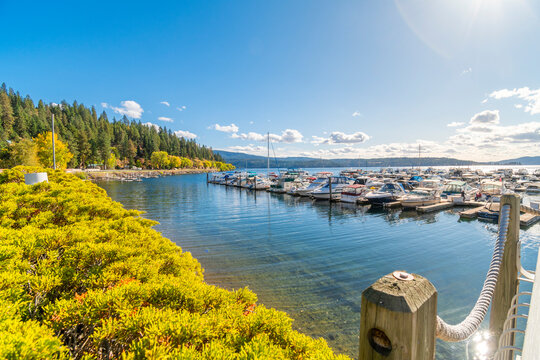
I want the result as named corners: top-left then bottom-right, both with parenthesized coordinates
top-left (311, 176), bottom-right (352, 200)
top-left (398, 189), bottom-right (440, 208)
top-left (364, 182), bottom-right (407, 206)
top-left (294, 177), bottom-right (328, 197)
top-left (441, 180), bottom-right (477, 203)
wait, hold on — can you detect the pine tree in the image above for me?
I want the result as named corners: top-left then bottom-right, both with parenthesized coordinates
top-left (0, 91), bottom-right (14, 138)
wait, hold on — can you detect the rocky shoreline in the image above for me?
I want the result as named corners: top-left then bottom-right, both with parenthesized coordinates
top-left (67, 168), bottom-right (217, 181)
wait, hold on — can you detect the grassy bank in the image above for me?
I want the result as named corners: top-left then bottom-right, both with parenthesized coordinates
top-left (0, 166), bottom-right (349, 359)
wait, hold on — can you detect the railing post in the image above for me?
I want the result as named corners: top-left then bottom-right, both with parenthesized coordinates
top-left (359, 271), bottom-right (437, 360)
top-left (489, 193), bottom-right (520, 357)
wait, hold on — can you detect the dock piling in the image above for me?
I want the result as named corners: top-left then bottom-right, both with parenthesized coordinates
top-left (329, 177), bottom-right (332, 202)
top-left (359, 271), bottom-right (437, 360)
top-left (489, 193), bottom-right (520, 357)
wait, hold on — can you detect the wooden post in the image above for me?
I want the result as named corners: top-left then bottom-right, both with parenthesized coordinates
top-left (254, 176), bottom-right (257, 191)
top-left (489, 193), bottom-right (520, 357)
top-left (359, 271), bottom-right (437, 360)
top-left (206, 172), bottom-right (209, 184)
top-left (329, 177), bottom-right (333, 202)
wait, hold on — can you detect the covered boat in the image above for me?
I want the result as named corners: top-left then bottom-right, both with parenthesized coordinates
top-left (341, 184), bottom-right (368, 203)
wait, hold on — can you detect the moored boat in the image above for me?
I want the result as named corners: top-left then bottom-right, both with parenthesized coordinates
top-left (364, 182), bottom-right (407, 206)
top-left (341, 184), bottom-right (368, 203)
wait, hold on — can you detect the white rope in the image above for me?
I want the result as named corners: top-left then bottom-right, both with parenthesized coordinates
top-left (436, 204), bottom-right (511, 342)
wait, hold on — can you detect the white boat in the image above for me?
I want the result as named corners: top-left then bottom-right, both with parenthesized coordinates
top-left (341, 184), bottom-right (368, 203)
top-left (365, 182), bottom-right (407, 206)
top-left (478, 180), bottom-right (504, 201)
top-left (398, 189), bottom-right (440, 208)
top-left (247, 177), bottom-right (271, 190)
top-left (417, 179), bottom-right (442, 190)
top-left (441, 180), bottom-right (477, 202)
top-left (311, 177), bottom-right (351, 200)
top-left (294, 177), bottom-right (328, 197)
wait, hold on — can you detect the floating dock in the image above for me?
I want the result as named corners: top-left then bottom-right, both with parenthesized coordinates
top-left (417, 201), bottom-right (453, 213)
top-left (383, 201), bottom-right (402, 209)
top-left (521, 213), bottom-right (540, 227)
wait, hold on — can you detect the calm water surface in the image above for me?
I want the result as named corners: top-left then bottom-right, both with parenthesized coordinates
top-left (97, 171), bottom-right (540, 359)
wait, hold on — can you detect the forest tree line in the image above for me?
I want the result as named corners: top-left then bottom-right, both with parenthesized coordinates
top-left (0, 84), bottom-right (233, 170)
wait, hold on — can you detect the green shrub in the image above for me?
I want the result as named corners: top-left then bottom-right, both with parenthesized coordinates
top-left (0, 167), bottom-right (349, 359)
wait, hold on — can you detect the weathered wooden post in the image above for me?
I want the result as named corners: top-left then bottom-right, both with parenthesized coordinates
top-left (489, 193), bottom-right (520, 357)
top-left (329, 177), bottom-right (333, 202)
top-left (359, 271), bottom-right (437, 360)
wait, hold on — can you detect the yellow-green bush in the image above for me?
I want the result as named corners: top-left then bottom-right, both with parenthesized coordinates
top-left (0, 166), bottom-right (349, 359)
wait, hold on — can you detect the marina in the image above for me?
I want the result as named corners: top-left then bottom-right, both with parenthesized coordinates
top-left (207, 167), bottom-right (540, 228)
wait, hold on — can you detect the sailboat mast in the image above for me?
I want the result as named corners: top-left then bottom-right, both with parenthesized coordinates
top-left (267, 132), bottom-right (270, 175)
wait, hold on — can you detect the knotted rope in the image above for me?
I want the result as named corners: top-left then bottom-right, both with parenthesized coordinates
top-left (436, 204), bottom-right (511, 342)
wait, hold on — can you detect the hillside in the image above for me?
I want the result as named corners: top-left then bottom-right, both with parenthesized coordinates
top-left (215, 150), bottom-right (482, 168)
top-left (499, 156), bottom-right (540, 165)
top-left (0, 84), bottom-right (223, 168)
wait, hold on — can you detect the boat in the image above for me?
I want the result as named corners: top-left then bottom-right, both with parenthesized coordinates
top-left (341, 184), bottom-right (368, 203)
top-left (478, 180), bottom-right (504, 202)
top-left (441, 180), bottom-right (477, 203)
top-left (525, 182), bottom-right (540, 193)
top-left (246, 176), bottom-right (271, 190)
top-left (294, 177), bottom-right (328, 197)
top-left (311, 176), bottom-right (351, 200)
top-left (398, 189), bottom-right (440, 208)
top-left (364, 182), bottom-right (407, 206)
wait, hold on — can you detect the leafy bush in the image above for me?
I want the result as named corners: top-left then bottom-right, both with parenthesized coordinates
top-left (0, 167), bottom-right (349, 359)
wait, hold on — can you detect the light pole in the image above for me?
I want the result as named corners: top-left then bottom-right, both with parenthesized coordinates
top-left (52, 113), bottom-right (56, 169)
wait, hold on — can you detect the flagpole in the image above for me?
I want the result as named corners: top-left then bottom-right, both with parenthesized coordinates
top-left (52, 113), bottom-right (56, 169)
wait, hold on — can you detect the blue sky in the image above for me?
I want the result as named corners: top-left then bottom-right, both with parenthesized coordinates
top-left (1, 0), bottom-right (540, 161)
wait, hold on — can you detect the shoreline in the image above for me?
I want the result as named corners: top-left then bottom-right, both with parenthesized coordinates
top-left (67, 168), bottom-right (217, 181)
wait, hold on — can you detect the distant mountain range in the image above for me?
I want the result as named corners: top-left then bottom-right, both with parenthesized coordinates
top-left (215, 150), bottom-right (540, 168)
top-left (498, 156), bottom-right (540, 165)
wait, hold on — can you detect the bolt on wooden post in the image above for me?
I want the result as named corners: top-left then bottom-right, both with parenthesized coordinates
top-left (359, 271), bottom-right (437, 360)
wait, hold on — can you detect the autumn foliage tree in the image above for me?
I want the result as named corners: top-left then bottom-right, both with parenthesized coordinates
top-left (34, 132), bottom-right (73, 169)
top-left (150, 151), bottom-right (170, 169)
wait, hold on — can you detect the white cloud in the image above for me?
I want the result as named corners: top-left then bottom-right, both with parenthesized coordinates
top-left (515, 104), bottom-right (523, 109)
top-left (142, 122), bottom-right (160, 131)
top-left (447, 122), bottom-right (464, 127)
top-left (158, 116), bottom-right (173, 122)
top-left (177, 106), bottom-right (187, 111)
top-left (489, 87), bottom-right (540, 115)
top-left (470, 110), bottom-right (500, 125)
top-left (102, 100), bottom-right (144, 119)
top-left (231, 132), bottom-right (266, 141)
top-left (211, 123), bottom-right (239, 133)
top-left (460, 67), bottom-right (472, 76)
top-left (311, 131), bottom-right (370, 145)
top-left (352, 111), bottom-right (362, 117)
top-left (481, 99), bottom-right (488, 104)
top-left (174, 130), bottom-right (197, 139)
top-left (222, 145), bottom-right (267, 155)
top-left (231, 129), bottom-right (303, 143)
top-left (279, 129), bottom-right (304, 143)
top-left (160, 101), bottom-right (170, 107)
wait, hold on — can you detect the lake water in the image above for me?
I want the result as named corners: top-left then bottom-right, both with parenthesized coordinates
top-left (97, 168), bottom-right (540, 359)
